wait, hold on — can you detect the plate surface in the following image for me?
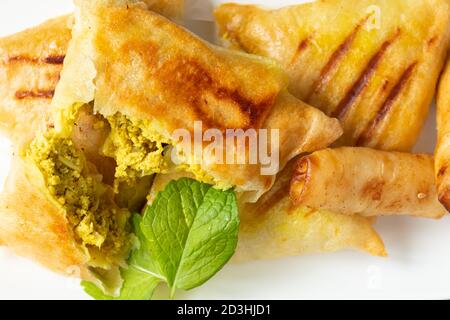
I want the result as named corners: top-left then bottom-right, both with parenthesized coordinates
top-left (0, 0), bottom-right (449, 300)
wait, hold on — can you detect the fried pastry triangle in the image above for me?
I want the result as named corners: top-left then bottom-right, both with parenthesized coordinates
top-left (216, 0), bottom-right (450, 151)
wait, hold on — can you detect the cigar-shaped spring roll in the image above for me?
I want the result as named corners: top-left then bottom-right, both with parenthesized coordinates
top-left (436, 57), bottom-right (450, 212)
top-left (290, 147), bottom-right (446, 218)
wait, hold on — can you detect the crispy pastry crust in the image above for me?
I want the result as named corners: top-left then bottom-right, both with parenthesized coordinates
top-left (142, 0), bottom-right (184, 20)
top-left (215, 0), bottom-right (450, 151)
top-left (290, 148), bottom-right (446, 218)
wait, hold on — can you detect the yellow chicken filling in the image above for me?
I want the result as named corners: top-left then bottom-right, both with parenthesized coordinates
top-left (103, 114), bottom-right (169, 190)
top-left (102, 113), bottom-right (236, 192)
top-left (28, 132), bottom-right (131, 265)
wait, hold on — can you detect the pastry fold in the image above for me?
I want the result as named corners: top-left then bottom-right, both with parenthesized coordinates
top-left (215, 0), bottom-right (450, 151)
top-left (290, 148), bottom-right (446, 218)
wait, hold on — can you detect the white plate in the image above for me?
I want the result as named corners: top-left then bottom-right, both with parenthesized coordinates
top-left (0, 0), bottom-right (449, 300)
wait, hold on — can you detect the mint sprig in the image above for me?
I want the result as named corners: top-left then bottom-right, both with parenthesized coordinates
top-left (82, 178), bottom-right (240, 300)
top-left (142, 178), bottom-right (239, 297)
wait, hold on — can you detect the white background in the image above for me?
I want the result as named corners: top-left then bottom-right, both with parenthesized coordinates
top-left (0, 0), bottom-right (449, 300)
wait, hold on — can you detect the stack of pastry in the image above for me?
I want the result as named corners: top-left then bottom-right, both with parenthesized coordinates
top-left (0, 0), bottom-right (448, 286)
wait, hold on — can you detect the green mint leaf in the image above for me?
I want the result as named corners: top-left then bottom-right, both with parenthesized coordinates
top-left (81, 281), bottom-right (112, 300)
top-left (116, 266), bottom-right (160, 300)
top-left (173, 187), bottom-right (239, 289)
top-left (82, 215), bottom-right (162, 300)
top-left (141, 178), bottom-right (239, 294)
top-left (128, 215), bottom-right (162, 278)
top-left (81, 267), bottom-right (159, 300)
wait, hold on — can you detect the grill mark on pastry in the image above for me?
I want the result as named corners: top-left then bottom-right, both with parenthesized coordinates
top-left (15, 89), bottom-right (55, 100)
top-left (356, 61), bottom-right (417, 146)
top-left (44, 55), bottom-right (65, 64)
top-left (215, 87), bottom-right (273, 127)
top-left (6, 55), bottom-right (65, 65)
top-left (331, 29), bottom-right (401, 120)
top-left (7, 56), bottom-right (37, 63)
top-left (289, 36), bottom-right (311, 66)
top-left (157, 59), bottom-right (274, 129)
top-left (306, 20), bottom-right (366, 102)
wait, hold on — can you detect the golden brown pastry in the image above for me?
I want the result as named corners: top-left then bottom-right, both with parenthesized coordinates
top-left (149, 163), bottom-right (387, 261)
top-left (290, 148), bottom-right (447, 218)
top-left (215, 0), bottom-right (450, 151)
top-left (0, 15), bottom-right (71, 146)
top-left (436, 57), bottom-right (450, 212)
top-left (0, 0), bottom-right (184, 146)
